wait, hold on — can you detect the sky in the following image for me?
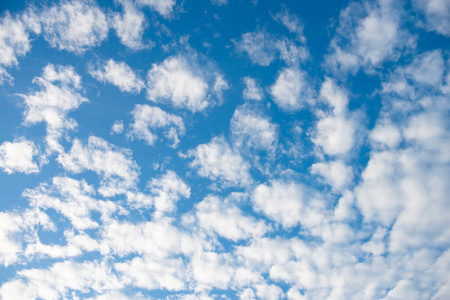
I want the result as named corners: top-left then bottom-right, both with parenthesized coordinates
top-left (0, 0), bottom-right (449, 299)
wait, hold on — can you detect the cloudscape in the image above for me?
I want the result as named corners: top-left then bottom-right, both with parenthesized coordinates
top-left (0, 0), bottom-right (449, 299)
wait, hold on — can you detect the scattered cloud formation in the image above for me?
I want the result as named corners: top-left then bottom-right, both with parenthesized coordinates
top-left (0, 0), bottom-right (449, 298)
top-left (128, 104), bottom-right (185, 147)
top-left (41, 0), bottom-right (109, 54)
top-left (89, 59), bottom-right (145, 93)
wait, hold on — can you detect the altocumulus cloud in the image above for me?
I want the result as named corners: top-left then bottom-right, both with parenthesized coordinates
top-left (0, 0), bottom-right (449, 299)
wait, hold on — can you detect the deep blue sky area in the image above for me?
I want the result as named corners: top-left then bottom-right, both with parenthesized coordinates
top-left (0, 0), bottom-right (449, 299)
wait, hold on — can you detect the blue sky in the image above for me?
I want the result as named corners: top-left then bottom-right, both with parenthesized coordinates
top-left (0, 0), bottom-right (449, 299)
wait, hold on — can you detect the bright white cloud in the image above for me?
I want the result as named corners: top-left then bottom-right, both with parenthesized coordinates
top-left (235, 28), bottom-right (307, 66)
top-left (146, 55), bottom-right (225, 112)
top-left (111, 120), bottom-right (124, 135)
top-left (0, 139), bottom-right (39, 174)
top-left (326, 0), bottom-right (415, 73)
top-left (136, 0), bottom-right (176, 18)
top-left (194, 195), bottom-right (268, 241)
top-left (112, 0), bottom-right (148, 51)
top-left (89, 59), bottom-right (145, 93)
top-left (0, 12), bottom-right (36, 84)
top-left (57, 136), bottom-right (140, 197)
top-left (311, 160), bottom-right (353, 192)
top-left (128, 170), bottom-right (190, 213)
top-left (0, 212), bottom-right (23, 266)
top-left (242, 76), bottom-right (263, 101)
top-left (187, 137), bottom-right (251, 186)
top-left (19, 64), bottom-right (88, 153)
top-left (230, 105), bottom-right (277, 153)
top-left (41, 0), bottom-right (109, 54)
top-left (252, 180), bottom-right (304, 228)
top-left (270, 67), bottom-right (311, 111)
top-left (414, 0), bottom-right (450, 37)
top-left (128, 104), bottom-right (185, 147)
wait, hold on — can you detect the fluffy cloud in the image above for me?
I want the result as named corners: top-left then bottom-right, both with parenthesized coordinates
top-left (273, 8), bottom-right (306, 43)
top-left (146, 55), bottom-right (226, 112)
top-left (242, 76), bottom-right (263, 101)
top-left (413, 0), bottom-right (450, 37)
top-left (235, 28), bottom-right (308, 66)
top-left (230, 105), bottom-right (278, 154)
top-left (269, 67), bottom-right (311, 111)
top-left (312, 78), bottom-right (358, 156)
top-left (112, 0), bottom-right (148, 51)
top-left (0, 12), bottom-right (37, 84)
top-left (194, 195), bottom-right (268, 241)
top-left (57, 136), bottom-right (139, 197)
top-left (128, 104), bottom-right (185, 147)
top-left (89, 59), bottom-right (145, 93)
top-left (136, 0), bottom-right (176, 18)
top-left (252, 180), bottom-right (304, 228)
top-left (310, 160), bottom-right (353, 192)
top-left (0, 212), bottom-right (23, 266)
top-left (18, 64), bottom-right (88, 152)
top-left (0, 139), bottom-right (39, 174)
top-left (187, 137), bottom-right (251, 187)
top-left (326, 0), bottom-right (415, 73)
top-left (41, 0), bottom-right (108, 54)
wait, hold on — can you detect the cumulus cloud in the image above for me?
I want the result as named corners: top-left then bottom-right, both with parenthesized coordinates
top-left (235, 28), bottom-right (308, 66)
top-left (18, 64), bottom-right (88, 153)
top-left (57, 136), bottom-right (140, 197)
top-left (89, 59), bottom-right (145, 93)
top-left (187, 137), bottom-right (251, 187)
top-left (252, 180), bottom-right (304, 228)
top-left (242, 76), bottom-right (263, 101)
top-left (41, 0), bottom-right (109, 54)
top-left (413, 0), bottom-right (450, 37)
top-left (128, 104), bottom-right (185, 147)
top-left (0, 12), bottom-right (37, 84)
top-left (112, 0), bottom-right (148, 51)
top-left (0, 139), bottom-right (39, 174)
top-left (311, 160), bottom-right (353, 191)
top-left (136, 0), bottom-right (176, 18)
top-left (269, 66), bottom-right (311, 111)
top-left (326, 0), bottom-right (415, 74)
top-left (230, 105), bottom-right (278, 154)
top-left (273, 7), bottom-right (306, 43)
top-left (146, 55), bottom-right (227, 112)
top-left (194, 195), bottom-right (268, 241)
top-left (312, 78), bottom-right (358, 156)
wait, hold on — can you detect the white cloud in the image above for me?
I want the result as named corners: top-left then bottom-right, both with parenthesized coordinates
top-left (0, 261), bottom-right (122, 299)
top-left (413, 0), bottom-right (450, 37)
top-left (41, 0), bottom-right (109, 54)
top-left (235, 28), bottom-right (307, 66)
top-left (112, 0), bottom-right (148, 51)
top-left (310, 160), bottom-right (353, 192)
top-left (146, 55), bottom-right (226, 112)
top-left (194, 195), bottom-right (268, 241)
top-left (128, 104), bottom-right (185, 147)
top-left (128, 170), bottom-right (190, 214)
top-left (273, 8), bottom-right (306, 43)
top-left (111, 120), bottom-right (124, 135)
top-left (0, 13), bottom-right (34, 84)
top-left (136, 0), bottom-right (176, 18)
top-left (230, 105), bottom-right (278, 154)
top-left (252, 180), bottom-right (304, 228)
top-left (242, 77), bottom-right (263, 101)
top-left (115, 256), bottom-right (186, 291)
top-left (0, 139), bottom-right (39, 174)
top-left (57, 136), bottom-right (139, 197)
top-left (187, 137), bottom-right (251, 187)
top-left (369, 119), bottom-right (402, 149)
top-left (18, 64), bottom-right (88, 153)
top-left (0, 212), bottom-right (23, 266)
top-left (270, 67), bottom-right (311, 111)
top-left (89, 59), bottom-right (145, 93)
top-left (235, 29), bottom-right (278, 66)
top-left (313, 78), bottom-right (358, 156)
top-left (211, 0), bottom-right (228, 6)
top-left (326, 0), bottom-right (415, 73)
